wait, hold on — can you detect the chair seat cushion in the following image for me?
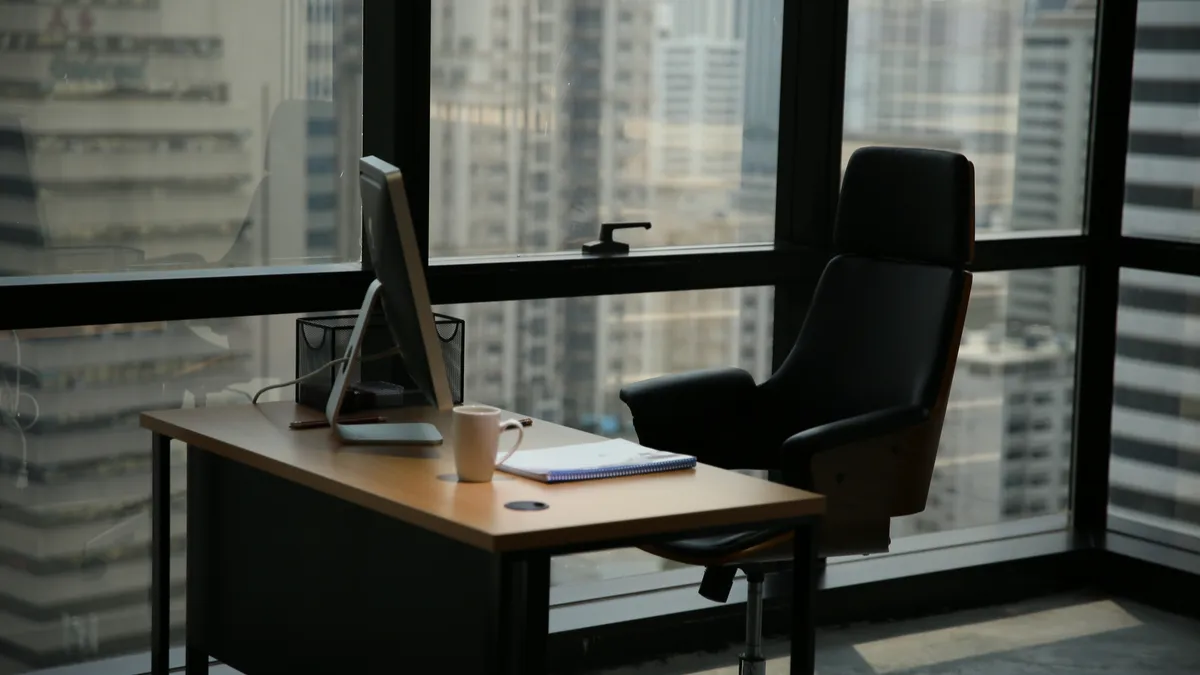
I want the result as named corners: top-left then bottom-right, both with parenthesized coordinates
top-left (642, 527), bottom-right (793, 567)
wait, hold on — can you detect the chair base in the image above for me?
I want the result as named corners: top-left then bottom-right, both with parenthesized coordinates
top-left (739, 655), bottom-right (767, 675)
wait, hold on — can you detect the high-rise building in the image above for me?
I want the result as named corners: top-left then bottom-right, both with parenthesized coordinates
top-left (735, 0), bottom-right (782, 227)
top-left (943, 0), bottom-right (1095, 539)
top-left (649, 0), bottom-right (745, 235)
top-left (1008, 0), bottom-right (1093, 336)
top-left (428, 1), bottom-right (775, 442)
top-left (1109, 0), bottom-right (1200, 542)
top-left (844, 0), bottom-right (1025, 232)
top-left (0, 1), bottom-right (359, 669)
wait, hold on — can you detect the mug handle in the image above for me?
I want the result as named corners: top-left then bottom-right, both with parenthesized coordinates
top-left (495, 419), bottom-right (524, 466)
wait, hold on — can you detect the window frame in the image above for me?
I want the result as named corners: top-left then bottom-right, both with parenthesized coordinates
top-left (4, 0), bottom-right (1181, 562)
top-left (0, 1), bottom-right (1086, 326)
top-left (14, 1), bottom-right (1200, 671)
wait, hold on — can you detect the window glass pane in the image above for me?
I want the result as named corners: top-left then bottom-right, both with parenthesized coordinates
top-left (0, 313), bottom-right (301, 672)
top-left (437, 287), bottom-right (773, 583)
top-left (428, 0), bottom-right (783, 257)
top-left (1109, 269), bottom-right (1200, 551)
top-left (892, 269), bottom-right (1078, 540)
top-left (0, 0), bottom-right (363, 277)
top-left (1122, 5), bottom-right (1200, 243)
top-left (438, 286), bottom-right (774, 437)
top-left (843, 0), bottom-right (1095, 233)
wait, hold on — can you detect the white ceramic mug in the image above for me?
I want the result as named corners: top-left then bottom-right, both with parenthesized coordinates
top-left (453, 405), bottom-right (524, 482)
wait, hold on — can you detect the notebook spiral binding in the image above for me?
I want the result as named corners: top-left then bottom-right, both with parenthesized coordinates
top-left (542, 457), bottom-right (697, 484)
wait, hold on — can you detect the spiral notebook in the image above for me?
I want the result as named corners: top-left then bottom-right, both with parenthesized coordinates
top-left (498, 439), bottom-right (697, 484)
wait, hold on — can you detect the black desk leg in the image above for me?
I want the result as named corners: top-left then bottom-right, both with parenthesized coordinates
top-left (186, 446), bottom-right (211, 674)
top-left (790, 520), bottom-right (818, 675)
top-left (150, 433), bottom-right (171, 675)
top-left (499, 554), bottom-right (551, 675)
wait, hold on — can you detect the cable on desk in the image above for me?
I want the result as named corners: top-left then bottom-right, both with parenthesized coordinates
top-left (250, 345), bottom-right (401, 404)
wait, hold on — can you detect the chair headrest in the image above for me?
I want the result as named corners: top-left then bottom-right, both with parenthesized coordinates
top-left (834, 147), bottom-right (974, 266)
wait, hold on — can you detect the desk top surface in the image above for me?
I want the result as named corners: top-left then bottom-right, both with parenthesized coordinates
top-left (141, 402), bottom-right (823, 553)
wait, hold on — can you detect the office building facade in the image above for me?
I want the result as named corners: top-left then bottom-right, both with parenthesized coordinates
top-left (429, 0), bottom-right (772, 435)
top-left (0, 0), bottom-right (359, 668)
top-left (1109, 0), bottom-right (1200, 541)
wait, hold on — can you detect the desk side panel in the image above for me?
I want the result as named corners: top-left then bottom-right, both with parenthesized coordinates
top-left (198, 451), bottom-right (517, 674)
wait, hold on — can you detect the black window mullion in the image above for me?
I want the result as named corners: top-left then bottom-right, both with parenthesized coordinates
top-left (772, 0), bottom-right (847, 370)
top-left (369, 0), bottom-right (431, 265)
top-left (1073, 0), bottom-right (1139, 547)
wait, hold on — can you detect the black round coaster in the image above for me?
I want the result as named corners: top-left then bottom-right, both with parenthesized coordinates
top-left (437, 473), bottom-right (512, 482)
top-left (505, 500), bottom-right (549, 511)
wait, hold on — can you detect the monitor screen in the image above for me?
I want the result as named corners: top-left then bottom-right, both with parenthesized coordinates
top-left (358, 156), bottom-right (453, 411)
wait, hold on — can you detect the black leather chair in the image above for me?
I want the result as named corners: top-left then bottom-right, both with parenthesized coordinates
top-left (619, 147), bottom-right (975, 675)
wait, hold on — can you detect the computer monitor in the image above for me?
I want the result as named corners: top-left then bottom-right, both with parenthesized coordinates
top-left (324, 156), bottom-right (453, 445)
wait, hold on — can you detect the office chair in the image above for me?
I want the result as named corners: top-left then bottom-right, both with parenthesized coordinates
top-left (619, 147), bottom-right (975, 675)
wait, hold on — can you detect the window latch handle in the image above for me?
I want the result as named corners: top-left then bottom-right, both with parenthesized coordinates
top-left (582, 221), bottom-right (651, 255)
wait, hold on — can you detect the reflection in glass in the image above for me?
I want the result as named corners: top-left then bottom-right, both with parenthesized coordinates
top-left (0, 0), bottom-right (363, 277)
top-left (0, 311), bottom-right (299, 672)
top-left (1123, 3), bottom-right (1200, 244)
top-left (428, 0), bottom-right (784, 257)
top-left (1109, 269), bottom-right (1200, 549)
top-left (843, 0), bottom-right (1095, 234)
top-left (894, 269), bottom-right (1078, 538)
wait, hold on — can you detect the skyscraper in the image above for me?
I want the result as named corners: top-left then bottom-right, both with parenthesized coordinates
top-left (844, 0), bottom-right (1025, 232)
top-left (1109, 0), bottom-right (1200, 542)
top-left (738, 0), bottom-right (782, 191)
top-left (0, 1), bottom-right (359, 669)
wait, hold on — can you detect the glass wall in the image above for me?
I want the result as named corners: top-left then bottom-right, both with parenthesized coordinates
top-left (427, 0), bottom-right (784, 257)
top-left (437, 286), bottom-right (776, 439)
top-left (0, 0), bottom-right (363, 277)
top-left (843, 0), bottom-right (1095, 234)
top-left (1109, 269), bottom-right (1200, 552)
top-left (0, 313), bottom-right (300, 673)
top-left (893, 269), bottom-right (1078, 540)
top-left (1123, 1), bottom-right (1200, 244)
top-left (1106, 1), bottom-right (1200, 555)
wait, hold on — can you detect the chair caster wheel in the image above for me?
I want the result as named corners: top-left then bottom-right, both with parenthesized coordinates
top-left (739, 655), bottom-right (767, 675)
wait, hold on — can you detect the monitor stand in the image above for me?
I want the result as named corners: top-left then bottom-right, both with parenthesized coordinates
top-left (325, 279), bottom-right (443, 446)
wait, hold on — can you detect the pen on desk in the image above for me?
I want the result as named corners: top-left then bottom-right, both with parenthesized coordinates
top-left (289, 416), bottom-right (387, 430)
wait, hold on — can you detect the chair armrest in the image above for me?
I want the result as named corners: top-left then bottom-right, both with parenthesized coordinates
top-left (619, 368), bottom-right (766, 469)
top-left (781, 405), bottom-right (932, 517)
top-left (619, 367), bottom-right (757, 419)
top-left (782, 405), bottom-right (928, 458)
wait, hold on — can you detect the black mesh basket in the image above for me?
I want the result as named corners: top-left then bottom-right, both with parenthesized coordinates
top-left (295, 312), bottom-right (465, 413)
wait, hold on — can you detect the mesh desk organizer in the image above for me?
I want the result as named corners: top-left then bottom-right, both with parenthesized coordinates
top-left (296, 312), bottom-right (465, 414)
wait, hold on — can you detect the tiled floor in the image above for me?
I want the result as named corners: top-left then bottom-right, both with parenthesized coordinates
top-left (594, 593), bottom-right (1200, 675)
top-left (201, 592), bottom-right (1198, 674)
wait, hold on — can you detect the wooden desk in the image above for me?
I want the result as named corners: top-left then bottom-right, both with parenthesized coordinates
top-left (142, 401), bottom-right (825, 675)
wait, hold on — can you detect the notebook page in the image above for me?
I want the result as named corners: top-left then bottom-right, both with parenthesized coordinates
top-left (502, 439), bottom-right (690, 473)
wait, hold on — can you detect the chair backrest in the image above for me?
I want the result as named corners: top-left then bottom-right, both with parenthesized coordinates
top-left (766, 147), bottom-right (974, 513)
